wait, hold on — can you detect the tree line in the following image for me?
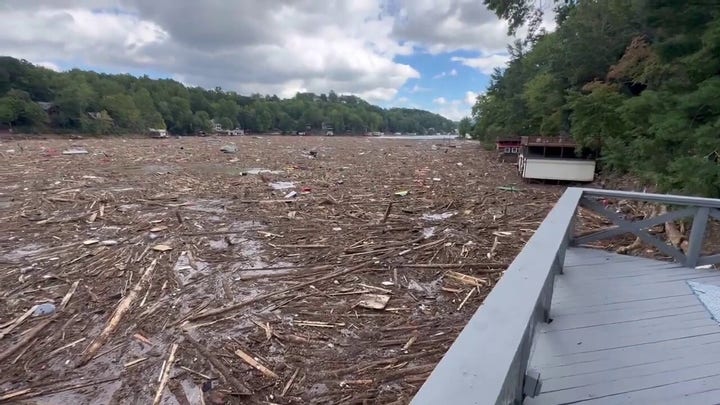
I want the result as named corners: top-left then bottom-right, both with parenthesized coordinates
top-left (0, 56), bottom-right (455, 136)
top-left (471, 0), bottom-right (720, 198)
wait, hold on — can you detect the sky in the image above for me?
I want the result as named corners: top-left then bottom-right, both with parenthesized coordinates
top-left (0, 0), bottom-right (551, 121)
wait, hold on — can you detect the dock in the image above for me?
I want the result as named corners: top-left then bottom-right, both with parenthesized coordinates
top-left (411, 188), bottom-right (720, 405)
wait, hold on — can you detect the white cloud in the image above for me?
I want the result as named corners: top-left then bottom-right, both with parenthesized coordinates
top-left (433, 90), bottom-right (482, 120)
top-left (0, 0), bottom-right (527, 104)
top-left (464, 90), bottom-right (479, 105)
top-left (0, 7), bottom-right (169, 67)
top-left (434, 99), bottom-right (468, 121)
top-left (390, 0), bottom-right (510, 54)
top-left (409, 84), bottom-right (430, 93)
top-left (0, 0), bottom-right (420, 102)
top-left (452, 54), bottom-right (511, 74)
top-left (433, 68), bottom-right (458, 79)
top-left (35, 61), bottom-right (61, 71)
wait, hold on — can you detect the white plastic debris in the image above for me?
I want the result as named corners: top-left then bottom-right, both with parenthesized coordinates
top-left (62, 148), bottom-right (89, 155)
top-left (220, 144), bottom-right (238, 153)
top-left (246, 168), bottom-right (282, 175)
top-left (422, 227), bottom-right (437, 239)
top-left (33, 303), bottom-right (56, 317)
top-left (422, 212), bottom-right (457, 221)
top-left (269, 181), bottom-right (296, 190)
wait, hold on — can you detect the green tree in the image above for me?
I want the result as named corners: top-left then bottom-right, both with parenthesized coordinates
top-left (101, 94), bottom-right (142, 132)
top-left (0, 56), bottom-right (456, 137)
top-left (473, 0), bottom-right (720, 197)
top-left (522, 73), bottom-right (564, 134)
top-left (0, 96), bottom-right (19, 128)
top-left (53, 79), bottom-right (96, 129)
top-left (193, 110), bottom-right (213, 133)
top-left (218, 117), bottom-right (233, 130)
top-left (458, 117), bottom-right (473, 137)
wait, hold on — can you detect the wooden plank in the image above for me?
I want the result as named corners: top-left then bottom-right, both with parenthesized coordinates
top-left (562, 264), bottom-right (690, 280)
top-left (562, 262), bottom-right (706, 280)
top-left (530, 330), bottom-right (720, 369)
top-left (526, 360), bottom-right (720, 404)
top-left (549, 294), bottom-right (701, 317)
top-left (527, 374), bottom-right (720, 404)
top-left (544, 306), bottom-right (708, 332)
top-left (551, 281), bottom-right (694, 306)
top-left (540, 311), bottom-right (711, 336)
top-left (536, 337), bottom-right (720, 380)
top-left (550, 275), bottom-right (720, 307)
top-left (567, 259), bottom-right (686, 273)
top-left (553, 271), bottom-right (708, 289)
top-left (563, 250), bottom-right (686, 271)
top-left (563, 251), bottom-right (650, 268)
top-left (533, 323), bottom-right (718, 357)
top-left (541, 342), bottom-right (720, 392)
top-left (653, 388), bottom-right (720, 405)
top-left (576, 375), bottom-right (720, 404)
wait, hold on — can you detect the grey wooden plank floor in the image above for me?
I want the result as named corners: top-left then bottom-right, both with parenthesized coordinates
top-left (525, 248), bottom-right (720, 405)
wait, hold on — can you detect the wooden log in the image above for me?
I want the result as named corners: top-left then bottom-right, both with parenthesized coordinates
top-left (78, 259), bottom-right (158, 367)
top-left (152, 343), bottom-right (179, 405)
top-left (234, 348), bottom-right (279, 379)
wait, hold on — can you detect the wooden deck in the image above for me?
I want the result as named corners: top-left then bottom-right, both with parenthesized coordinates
top-left (526, 247), bottom-right (720, 405)
top-left (412, 188), bottom-right (720, 405)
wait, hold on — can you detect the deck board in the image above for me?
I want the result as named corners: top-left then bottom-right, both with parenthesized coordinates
top-left (525, 248), bottom-right (720, 405)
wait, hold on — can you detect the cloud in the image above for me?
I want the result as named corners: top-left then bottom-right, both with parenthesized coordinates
top-left (452, 54), bottom-right (511, 74)
top-left (433, 90), bottom-right (482, 120)
top-left (434, 98), bottom-right (468, 121)
top-left (0, 0), bottom-right (526, 104)
top-left (389, 0), bottom-right (510, 54)
top-left (409, 84), bottom-right (430, 93)
top-left (35, 61), bottom-right (61, 71)
top-left (0, 0), bottom-right (420, 102)
top-left (0, 6), bottom-right (169, 67)
top-left (464, 90), bottom-right (479, 105)
top-left (433, 68), bottom-right (458, 79)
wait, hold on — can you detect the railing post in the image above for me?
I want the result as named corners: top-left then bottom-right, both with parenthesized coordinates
top-left (686, 207), bottom-right (710, 268)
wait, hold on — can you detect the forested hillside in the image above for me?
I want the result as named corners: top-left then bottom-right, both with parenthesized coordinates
top-left (475, 0), bottom-right (720, 197)
top-left (0, 57), bottom-right (455, 136)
